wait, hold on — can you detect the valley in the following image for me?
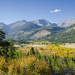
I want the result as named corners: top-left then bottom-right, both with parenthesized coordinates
top-left (0, 0), bottom-right (75, 75)
top-left (1, 19), bottom-right (75, 43)
top-left (0, 19), bottom-right (75, 75)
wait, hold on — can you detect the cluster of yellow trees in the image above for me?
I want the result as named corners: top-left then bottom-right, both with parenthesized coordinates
top-left (0, 56), bottom-right (51, 75)
top-left (38, 44), bottom-right (75, 73)
top-left (0, 43), bottom-right (75, 74)
top-left (48, 44), bottom-right (75, 57)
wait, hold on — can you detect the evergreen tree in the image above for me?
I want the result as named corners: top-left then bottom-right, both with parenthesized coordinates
top-left (0, 29), bottom-right (5, 42)
top-left (29, 47), bottom-right (35, 55)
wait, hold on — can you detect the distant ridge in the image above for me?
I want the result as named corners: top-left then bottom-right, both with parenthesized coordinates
top-left (0, 19), bottom-right (75, 42)
top-left (47, 24), bottom-right (75, 43)
top-left (32, 19), bottom-right (58, 27)
top-left (8, 20), bottom-right (27, 29)
top-left (57, 19), bottom-right (75, 27)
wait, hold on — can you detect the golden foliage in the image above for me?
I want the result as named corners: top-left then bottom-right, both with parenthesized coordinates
top-left (48, 45), bottom-right (75, 57)
top-left (0, 56), bottom-right (51, 75)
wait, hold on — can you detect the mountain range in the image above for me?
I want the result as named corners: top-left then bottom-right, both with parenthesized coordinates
top-left (57, 19), bottom-right (75, 27)
top-left (0, 19), bottom-right (75, 43)
top-left (48, 24), bottom-right (75, 43)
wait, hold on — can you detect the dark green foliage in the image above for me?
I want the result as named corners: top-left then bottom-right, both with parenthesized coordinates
top-left (0, 29), bottom-right (5, 42)
top-left (16, 50), bottom-right (23, 59)
top-left (41, 55), bottom-right (48, 61)
top-left (41, 55), bottom-right (75, 74)
top-left (0, 30), bottom-right (16, 61)
top-left (35, 49), bottom-right (41, 58)
top-left (6, 46), bottom-right (16, 61)
top-left (27, 48), bottom-right (41, 58)
top-left (0, 30), bottom-right (10, 56)
top-left (29, 47), bottom-right (35, 55)
top-left (0, 41), bottom-right (10, 47)
top-left (4, 38), bottom-right (16, 61)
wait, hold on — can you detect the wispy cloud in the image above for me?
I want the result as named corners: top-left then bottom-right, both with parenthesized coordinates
top-left (50, 9), bottom-right (61, 13)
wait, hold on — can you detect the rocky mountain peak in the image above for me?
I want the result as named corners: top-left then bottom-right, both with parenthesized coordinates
top-left (32, 19), bottom-right (57, 26)
top-left (57, 19), bottom-right (75, 27)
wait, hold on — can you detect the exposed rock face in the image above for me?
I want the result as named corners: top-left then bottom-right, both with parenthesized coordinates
top-left (30, 30), bottom-right (51, 39)
top-left (57, 19), bottom-right (75, 27)
top-left (64, 27), bottom-right (75, 33)
top-left (32, 19), bottom-right (57, 27)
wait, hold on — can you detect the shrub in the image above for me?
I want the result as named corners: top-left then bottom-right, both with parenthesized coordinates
top-left (0, 56), bottom-right (51, 75)
top-left (29, 47), bottom-right (35, 55)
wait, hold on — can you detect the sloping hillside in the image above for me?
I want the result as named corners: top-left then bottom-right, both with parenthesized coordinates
top-left (47, 24), bottom-right (75, 43)
top-left (32, 19), bottom-right (58, 27)
top-left (0, 22), bottom-right (9, 33)
top-left (57, 19), bottom-right (75, 28)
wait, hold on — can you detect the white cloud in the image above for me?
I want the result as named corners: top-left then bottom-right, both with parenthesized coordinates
top-left (50, 9), bottom-right (61, 13)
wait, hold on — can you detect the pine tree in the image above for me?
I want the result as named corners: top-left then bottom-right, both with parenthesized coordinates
top-left (29, 47), bottom-right (35, 55)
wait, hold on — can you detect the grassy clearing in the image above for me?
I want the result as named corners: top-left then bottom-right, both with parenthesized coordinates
top-left (19, 43), bottom-right (75, 57)
top-left (0, 42), bottom-right (75, 74)
top-left (61, 43), bottom-right (75, 49)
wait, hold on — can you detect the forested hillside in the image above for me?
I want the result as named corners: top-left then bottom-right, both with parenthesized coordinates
top-left (46, 24), bottom-right (75, 43)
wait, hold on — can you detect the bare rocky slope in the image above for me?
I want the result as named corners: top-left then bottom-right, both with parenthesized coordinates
top-left (57, 19), bottom-right (75, 28)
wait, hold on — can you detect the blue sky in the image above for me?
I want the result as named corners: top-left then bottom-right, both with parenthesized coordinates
top-left (0, 0), bottom-right (75, 24)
